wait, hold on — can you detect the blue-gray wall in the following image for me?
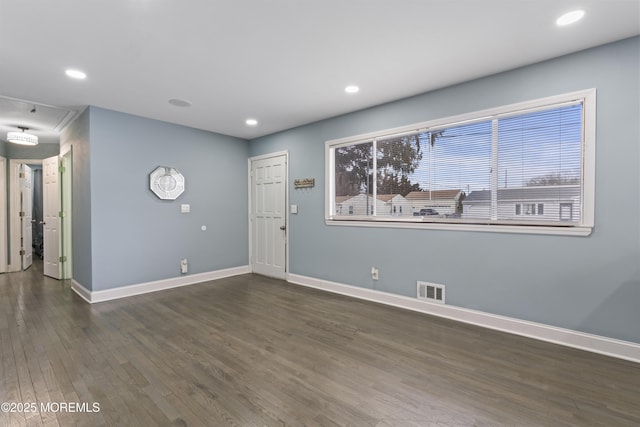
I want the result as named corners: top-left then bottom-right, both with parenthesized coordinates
top-left (86, 107), bottom-right (249, 291)
top-left (6, 142), bottom-right (59, 160)
top-left (249, 36), bottom-right (640, 344)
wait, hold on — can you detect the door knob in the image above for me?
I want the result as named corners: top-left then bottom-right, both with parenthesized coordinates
top-left (40, 221), bottom-right (46, 225)
top-left (280, 225), bottom-right (286, 230)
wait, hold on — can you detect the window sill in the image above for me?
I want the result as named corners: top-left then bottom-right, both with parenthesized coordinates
top-left (325, 217), bottom-right (593, 236)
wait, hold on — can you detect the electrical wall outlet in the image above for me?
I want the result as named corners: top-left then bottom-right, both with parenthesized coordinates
top-left (180, 258), bottom-right (188, 274)
top-left (371, 267), bottom-right (379, 280)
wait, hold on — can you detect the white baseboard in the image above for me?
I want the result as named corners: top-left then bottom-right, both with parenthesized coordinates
top-left (287, 273), bottom-right (640, 364)
top-left (71, 279), bottom-right (92, 303)
top-left (71, 265), bottom-right (250, 304)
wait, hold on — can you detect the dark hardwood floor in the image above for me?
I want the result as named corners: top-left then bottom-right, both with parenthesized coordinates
top-left (1, 261), bottom-right (639, 426)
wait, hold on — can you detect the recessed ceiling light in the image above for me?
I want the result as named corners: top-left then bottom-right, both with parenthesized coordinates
top-left (65, 69), bottom-right (87, 80)
top-left (245, 118), bottom-right (258, 126)
top-left (168, 98), bottom-right (192, 107)
top-left (345, 85), bottom-right (360, 94)
top-left (556, 10), bottom-right (585, 26)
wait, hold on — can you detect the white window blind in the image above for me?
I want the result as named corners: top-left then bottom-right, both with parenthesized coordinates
top-left (327, 90), bottom-right (595, 233)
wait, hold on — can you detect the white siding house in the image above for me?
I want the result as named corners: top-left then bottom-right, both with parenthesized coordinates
top-left (405, 190), bottom-right (465, 216)
top-left (375, 194), bottom-right (412, 217)
top-left (335, 194), bottom-right (374, 216)
top-left (335, 194), bottom-right (412, 217)
top-left (462, 185), bottom-right (581, 222)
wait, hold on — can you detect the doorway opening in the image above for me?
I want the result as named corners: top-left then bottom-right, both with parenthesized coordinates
top-left (8, 155), bottom-right (71, 279)
top-left (10, 160), bottom-right (40, 272)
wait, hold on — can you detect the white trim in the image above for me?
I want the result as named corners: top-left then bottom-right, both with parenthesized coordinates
top-left (248, 150), bottom-right (289, 162)
top-left (325, 219), bottom-right (592, 236)
top-left (287, 273), bottom-right (640, 364)
top-left (61, 150), bottom-right (73, 280)
top-left (248, 157), bottom-right (252, 273)
top-left (325, 143), bottom-right (333, 225)
top-left (581, 88), bottom-right (597, 229)
top-left (285, 153), bottom-right (290, 280)
top-left (71, 279), bottom-right (92, 303)
top-left (71, 265), bottom-right (250, 303)
top-left (0, 156), bottom-right (6, 272)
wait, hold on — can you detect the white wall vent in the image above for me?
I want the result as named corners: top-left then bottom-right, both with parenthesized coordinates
top-left (417, 281), bottom-right (445, 304)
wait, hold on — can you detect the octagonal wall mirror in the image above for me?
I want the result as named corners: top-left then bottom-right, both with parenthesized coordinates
top-left (149, 166), bottom-right (185, 200)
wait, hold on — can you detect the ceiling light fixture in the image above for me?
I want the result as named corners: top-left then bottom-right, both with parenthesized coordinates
top-left (65, 69), bottom-right (87, 79)
top-left (7, 127), bottom-right (38, 146)
top-left (556, 10), bottom-right (585, 26)
top-left (245, 118), bottom-right (258, 126)
top-left (345, 85), bottom-right (360, 94)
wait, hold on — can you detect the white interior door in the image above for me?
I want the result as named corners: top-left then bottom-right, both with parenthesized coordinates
top-left (251, 153), bottom-right (287, 279)
top-left (20, 164), bottom-right (33, 270)
top-left (43, 155), bottom-right (61, 279)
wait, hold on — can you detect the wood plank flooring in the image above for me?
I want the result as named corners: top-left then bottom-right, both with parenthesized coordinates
top-left (1, 261), bottom-right (639, 426)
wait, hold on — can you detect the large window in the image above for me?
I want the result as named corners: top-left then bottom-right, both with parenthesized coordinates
top-left (326, 90), bottom-right (595, 235)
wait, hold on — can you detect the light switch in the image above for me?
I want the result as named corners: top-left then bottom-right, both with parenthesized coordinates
top-left (291, 204), bottom-right (298, 214)
top-left (181, 204), bottom-right (190, 213)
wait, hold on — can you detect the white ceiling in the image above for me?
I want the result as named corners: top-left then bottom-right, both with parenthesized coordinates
top-left (0, 0), bottom-right (638, 142)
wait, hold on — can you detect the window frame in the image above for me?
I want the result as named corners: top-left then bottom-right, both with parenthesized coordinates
top-left (325, 89), bottom-right (596, 236)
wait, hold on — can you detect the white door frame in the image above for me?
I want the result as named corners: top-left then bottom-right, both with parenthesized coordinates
top-left (248, 150), bottom-right (289, 279)
top-left (9, 159), bottom-right (43, 272)
top-left (0, 156), bottom-right (6, 273)
top-left (60, 148), bottom-right (73, 280)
